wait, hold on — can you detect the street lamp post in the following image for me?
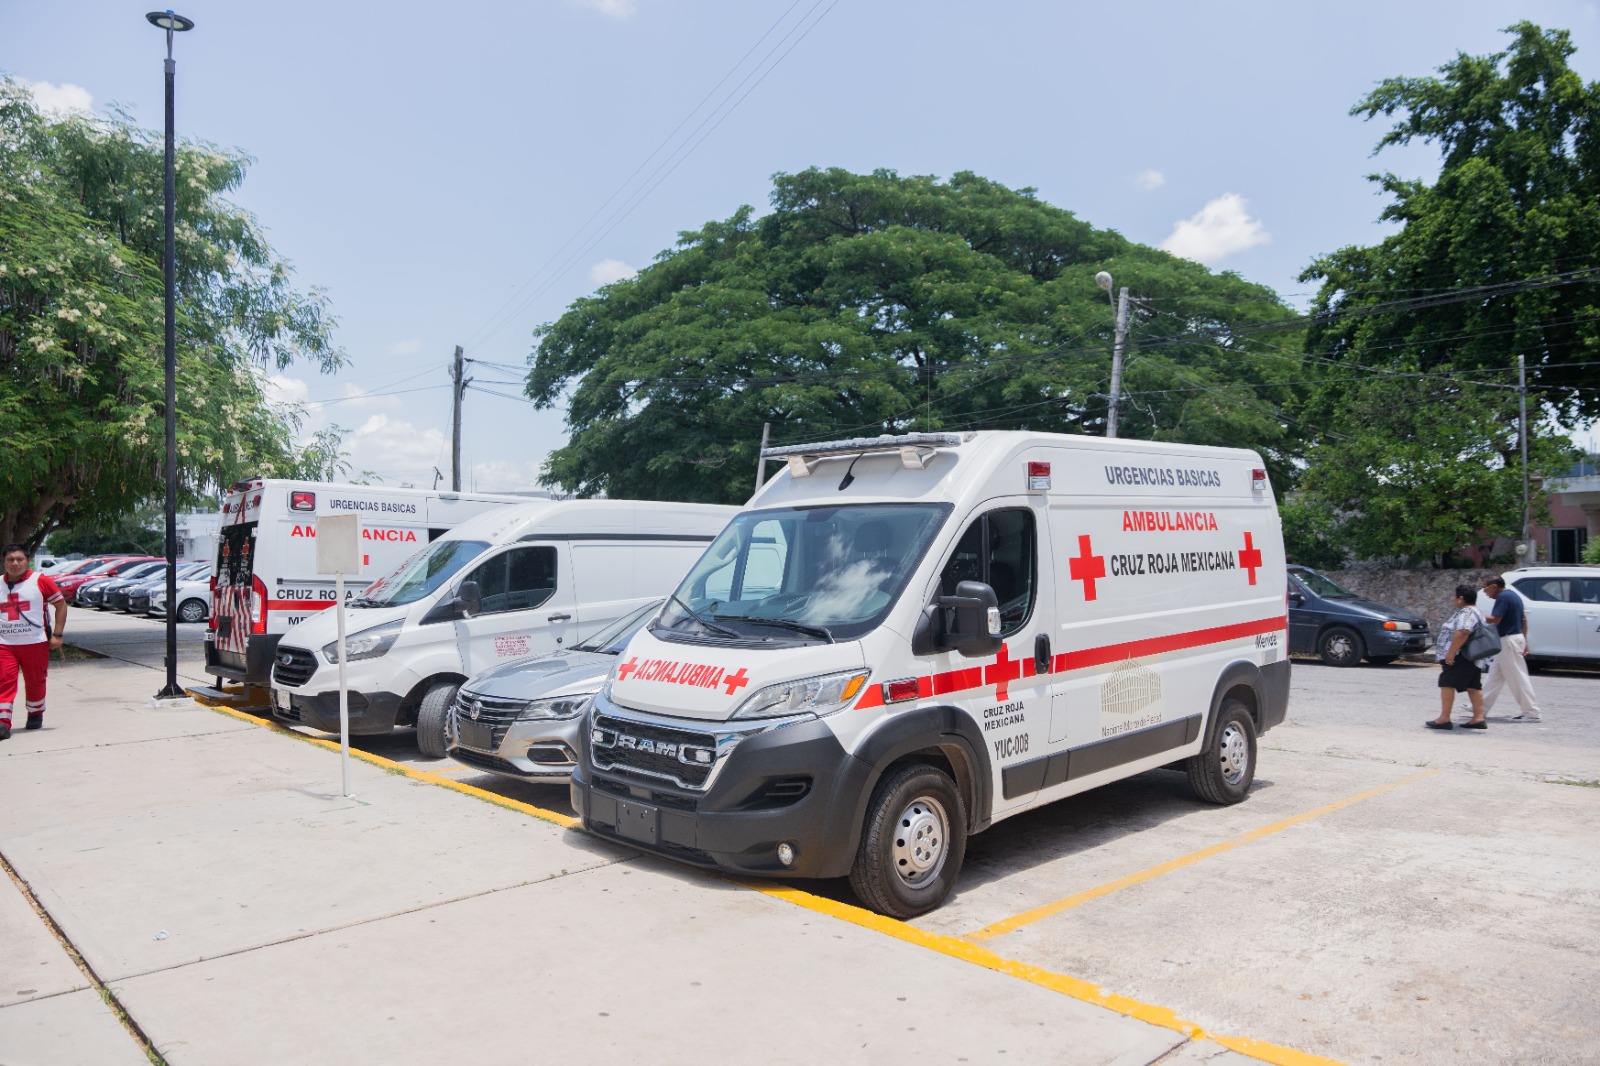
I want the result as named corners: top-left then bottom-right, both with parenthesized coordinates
top-left (147, 9), bottom-right (194, 702)
top-left (1095, 271), bottom-right (1131, 438)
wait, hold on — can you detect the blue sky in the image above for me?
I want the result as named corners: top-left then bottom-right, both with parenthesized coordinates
top-left (8, 0), bottom-right (1600, 487)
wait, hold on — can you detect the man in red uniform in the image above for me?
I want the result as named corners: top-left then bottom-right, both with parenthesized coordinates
top-left (1, 544), bottom-right (68, 740)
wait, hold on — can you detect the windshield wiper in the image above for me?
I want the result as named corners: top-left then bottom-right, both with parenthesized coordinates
top-left (666, 593), bottom-right (742, 639)
top-left (717, 616), bottom-right (835, 643)
top-left (347, 596), bottom-right (384, 608)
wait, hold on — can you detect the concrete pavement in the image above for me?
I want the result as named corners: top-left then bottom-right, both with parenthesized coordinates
top-left (1, 615), bottom-right (1251, 1066)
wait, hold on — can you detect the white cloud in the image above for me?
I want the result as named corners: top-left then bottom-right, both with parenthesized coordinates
top-left (1135, 169), bottom-right (1165, 190)
top-left (1159, 193), bottom-right (1270, 265)
top-left (23, 79), bottom-right (93, 116)
top-left (264, 374), bottom-right (310, 409)
top-left (466, 459), bottom-right (550, 494)
top-left (348, 414), bottom-right (448, 479)
top-left (590, 258), bottom-right (637, 286)
top-left (571, 0), bottom-right (637, 18)
top-left (338, 383), bottom-right (403, 411)
top-left (386, 339), bottom-right (423, 357)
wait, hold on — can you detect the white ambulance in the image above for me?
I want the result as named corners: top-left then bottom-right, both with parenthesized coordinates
top-left (205, 479), bottom-right (527, 688)
top-left (268, 499), bottom-right (737, 755)
top-left (571, 431), bottom-right (1290, 917)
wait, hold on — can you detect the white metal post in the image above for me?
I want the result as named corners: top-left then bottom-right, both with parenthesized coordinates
top-left (1106, 286), bottom-right (1130, 438)
top-left (336, 571), bottom-right (350, 798)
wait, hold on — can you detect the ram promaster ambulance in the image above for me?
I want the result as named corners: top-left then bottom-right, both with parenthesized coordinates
top-left (205, 479), bottom-right (527, 687)
top-left (572, 431), bottom-right (1290, 918)
top-left (269, 499), bottom-right (737, 755)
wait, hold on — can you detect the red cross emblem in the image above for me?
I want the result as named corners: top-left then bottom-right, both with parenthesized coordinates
top-left (1, 593), bottom-right (31, 621)
top-left (1069, 534), bottom-right (1106, 601)
top-left (984, 642), bottom-right (1022, 701)
top-left (1239, 532), bottom-right (1263, 586)
top-left (722, 667), bottom-right (750, 696)
top-left (616, 656), bottom-right (639, 680)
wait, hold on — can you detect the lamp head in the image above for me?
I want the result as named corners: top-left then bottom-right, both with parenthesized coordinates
top-left (1094, 271), bottom-right (1113, 292)
top-left (146, 10), bottom-right (195, 31)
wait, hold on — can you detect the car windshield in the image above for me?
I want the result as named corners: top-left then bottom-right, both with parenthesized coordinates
top-left (655, 503), bottom-right (951, 644)
top-left (118, 562), bottom-right (164, 580)
top-left (574, 599), bottom-right (664, 654)
top-left (1294, 568), bottom-right (1354, 599)
top-left (359, 539), bottom-right (491, 607)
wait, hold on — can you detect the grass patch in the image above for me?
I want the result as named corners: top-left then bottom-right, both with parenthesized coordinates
top-left (56, 643), bottom-right (107, 663)
top-left (1547, 778), bottom-right (1600, 789)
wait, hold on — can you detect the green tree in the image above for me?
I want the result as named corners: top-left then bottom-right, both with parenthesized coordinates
top-left (1294, 373), bottom-right (1574, 566)
top-left (528, 167), bottom-right (1303, 503)
top-left (0, 80), bottom-right (343, 550)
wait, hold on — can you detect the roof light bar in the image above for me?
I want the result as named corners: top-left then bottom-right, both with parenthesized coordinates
top-left (762, 432), bottom-right (971, 478)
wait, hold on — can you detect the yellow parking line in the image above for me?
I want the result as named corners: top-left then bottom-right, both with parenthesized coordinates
top-left (750, 883), bottom-right (1344, 1066)
top-left (200, 703), bottom-right (578, 829)
top-left (964, 768), bottom-right (1440, 943)
top-left (204, 699), bottom-right (1346, 1065)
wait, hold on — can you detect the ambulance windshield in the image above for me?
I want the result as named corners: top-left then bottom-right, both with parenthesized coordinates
top-left (358, 539), bottom-right (490, 607)
top-left (656, 503), bottom-right (951, 644)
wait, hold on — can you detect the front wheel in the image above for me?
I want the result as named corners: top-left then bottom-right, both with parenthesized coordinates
top-left (414, 681), bottom-right (460, 758)
top-left (1186, 698), bottom-right (1256, 805)
top-left (848, 764), bottom-right (967, 919)
top-left (1318, 626), bottom-right (1364, 667)
top-left (177, 598), bottom-right (208, 623)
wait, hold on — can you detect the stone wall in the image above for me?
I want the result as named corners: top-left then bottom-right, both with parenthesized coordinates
top-left (1322, 568), bottom-right (1500, 631)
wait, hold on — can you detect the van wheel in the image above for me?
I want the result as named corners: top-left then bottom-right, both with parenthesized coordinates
top-left (848, 764), bottom-right (967, 919)
top-left (1318, 626), bottom-right (1364, 667)
top-left (177, 598), bottom-right (208, 623)
top-left (1186, 698), bottom-right (1256, 805)
top-left (415, 681), bottom-right (460, 758)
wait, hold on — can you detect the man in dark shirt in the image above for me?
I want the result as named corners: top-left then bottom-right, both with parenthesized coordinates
top-left (1479, 575), bottom-right (1541, 722)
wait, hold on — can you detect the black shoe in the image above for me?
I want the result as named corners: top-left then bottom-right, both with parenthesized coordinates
top-left (0, 723), bottom-right (10, 741)
top-left (1462, 720), bottom-right (1487, 729)
top-left (24, 713), bottom-right (42, 730)
top-left (1425, 720), bottom-right (1454, 730)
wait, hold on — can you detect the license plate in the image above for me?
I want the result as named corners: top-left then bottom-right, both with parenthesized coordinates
top-left (272, 688), bottom-right (289, 713)
top-left (615, 799), bottom-right (659, 844)
top-left (458, 721), bottom-right (493, 751)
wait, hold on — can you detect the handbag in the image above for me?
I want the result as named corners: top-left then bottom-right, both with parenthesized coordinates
top-left (1460, 620), bottom-right (1501, 661)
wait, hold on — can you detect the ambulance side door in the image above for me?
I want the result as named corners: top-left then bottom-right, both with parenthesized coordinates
top-left (928, 500), bottom-right (1055, 815)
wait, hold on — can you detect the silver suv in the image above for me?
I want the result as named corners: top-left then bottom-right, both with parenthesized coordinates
top-left (1486, 567), bottom-right (1600, 666)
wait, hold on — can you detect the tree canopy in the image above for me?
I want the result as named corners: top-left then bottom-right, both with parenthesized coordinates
top-left (528, 167), bottom-right (1302, 503)
top-left (0, 80), bottom-right (342, 549)
top-left (1293, 23), bottom-right (1592, 563)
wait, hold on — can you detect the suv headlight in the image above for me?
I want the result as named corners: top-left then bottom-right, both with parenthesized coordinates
top-left (323, 620), bottom-right (403, 663)
top-left (517, 693), bottom-right (594, 721)
top-left (732, 670), bottom-right (870, 720)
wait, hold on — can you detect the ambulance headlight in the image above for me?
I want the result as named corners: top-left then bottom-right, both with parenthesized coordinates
top-left (323, 620), bottom-right (403, 663)
top-left (732, 670), bottom-right (871, 720)
top-left (516, 693), bottom-right (594, 721)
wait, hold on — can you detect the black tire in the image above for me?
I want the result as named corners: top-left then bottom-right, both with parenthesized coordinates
top-left (177, 598), bottom-right (208, 623)
top-left (1366, 655), bottom-right (1399, 666)
top-left (1318, 626), bottom-right (1364, 667)
top-left (1186, 698), bottom-right (1257, 805)
top-left (848, 764), bottom-right (967, 919)
top-left (414, 681), bottom-right (460, 758)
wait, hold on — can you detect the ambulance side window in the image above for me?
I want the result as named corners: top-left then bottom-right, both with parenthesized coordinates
top-left (465, 546), bottom-right (557, 614)
top-left (938, 509), bottom-right (1036, 636)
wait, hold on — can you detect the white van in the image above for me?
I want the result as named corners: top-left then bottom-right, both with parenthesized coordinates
top-left (268, 499), bottom-right (737, 755)
top-left (206, 479), bottom-right (528, 688)
top-left (571, 431), bottom-right (1290, 917)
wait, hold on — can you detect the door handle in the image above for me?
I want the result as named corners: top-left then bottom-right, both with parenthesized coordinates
top-left (1035, 633), bottom-right (1052, 675)
top-left (547, 612), bottom-right (572, 622)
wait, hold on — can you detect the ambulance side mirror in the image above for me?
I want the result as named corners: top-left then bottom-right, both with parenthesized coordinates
top-left (456, 580), bottom-right (482, 619)
top-left (927, 580), bottom-right (1002, 658)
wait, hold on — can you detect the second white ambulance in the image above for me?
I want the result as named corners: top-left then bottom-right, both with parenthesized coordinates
top-left (572, 431), bottom-right (1290, 917)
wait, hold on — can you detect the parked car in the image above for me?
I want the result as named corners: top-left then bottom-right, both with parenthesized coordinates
top-left (78, 561), bottom-right (167, 609)
top-left (55, 556), bottom-right (157, 603)
top-left (447, 599), bottom-right (663, 781)
top-left (1287, 564), bottom-right (1430, 666)
top-left (1484, 567), bottom-right (1600, 667)
top-left (148, 570), bottom-right (214, 623)
top-left (120, 562), bottom-right (208, 613)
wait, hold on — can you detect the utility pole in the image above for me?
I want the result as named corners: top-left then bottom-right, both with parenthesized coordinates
top-left (1107, 286), bottom-right (1130, 439)
top-left (1519, 353), bottom-right (1530, 552)
top-left (450, 345), bottom-right (468, 491)
top-left (755, 422), bottom-right (771, 494)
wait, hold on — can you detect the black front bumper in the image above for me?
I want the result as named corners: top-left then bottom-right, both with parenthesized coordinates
top-left (571, 714), bottom-right (869, 881)
top-left (272, 689), bottom-right (406, 735)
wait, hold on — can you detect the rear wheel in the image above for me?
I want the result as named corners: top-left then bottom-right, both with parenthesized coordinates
top-left (177, 598), bottom-right (208, 623)
top-left (415, 681), bottom-right (460, 758)
top-left (1318, 626), bottom-right (1364, 667)
top-left (848, 764), bottom-right (967, 919)
top-left (1186, 698), bottom-right (1256, 805)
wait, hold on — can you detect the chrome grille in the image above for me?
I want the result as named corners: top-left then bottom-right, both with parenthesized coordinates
top-left (272, 647), bottom-right (318, 688)
top-left (449, 693), bottom-right (527, 751)
top-left (590, 713), bottom-right (717, 789)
